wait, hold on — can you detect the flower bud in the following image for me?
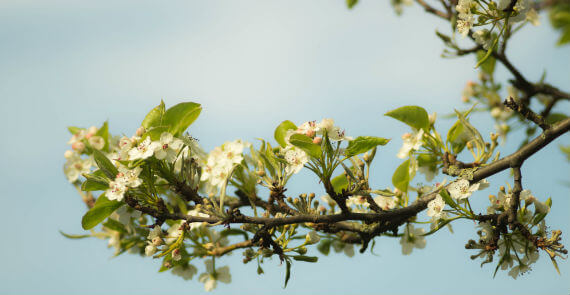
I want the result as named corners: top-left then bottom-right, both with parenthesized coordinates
top-left (305, 230), bottom-right (321, 245)
top-left (306, 130), bottom-right (316, 138)
top-left (297, 246), bottom-right (307, 255)
top-left (312, 137), bottom-right (322, 145)
top-left (136, 126), bottom-right (146, 137)
top-left (256, 170), bottom-right (266, 177)
top-left (490, 107), bottom-right (502, 119)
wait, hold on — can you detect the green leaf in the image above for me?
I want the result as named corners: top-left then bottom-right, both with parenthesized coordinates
top-left (331, 174), bottom-right (349, 194)
top-left (68, 126), bottom-right (82, 135)
top-left (291, 255), bottom-right (318, 263)
top-left (274, 120), bottom-right (297, 147)
top-left (144, 126), bottom-right (170, 141)
top-left (289, 134), bottom-right (322, 158)
top-left (345, 136), bottom-right (390, 158)
top-left (476, 50), bottom-right (496, 75)
top-left (142, 100), bottom-right (166, 129)
top-left (284, 259), bottom-right (292, 288)
top-left (81, 195), bottom-right (123, 230)
top-left (81, 176), bottom-right (109, 191)
top-left (162, 102), bottom-right (202, 136)
top-left (392, 159), bottom-right (410, 192)
top-left (103, 218), bottom-right (128, 234)
top-left (59, 230), bottom-right (91, 239)
top-left (92, 149), bottom-right (118, 179)
top-left (421, 218), bottom-right (455, 236)
top-left (346, 0), bottom-right (358, 9)
top-left (385, 106), bottom-right (430, 131)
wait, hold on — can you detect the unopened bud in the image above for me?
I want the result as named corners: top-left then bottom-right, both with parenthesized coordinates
top-left (466, 141), bottom-right (473, 149)
top-left (462, 96), bottom-right (470, 103)
top-left (136, 126), bottom-right (146, 137)
top-left (312, 137), bottom-right (322, 144)
top-left (256, 170), bottom-right (266, 177)
top-left (287, 197), bottom-right (293, 203)
top-left (490, 132), bottom-right (499, 141)
top-left (145, 245), bottom-right (157, 256)
top-left (499, 186), bottom-right (505, 193)
top-left (308, 193), bottom-right (315, 199)
top-left (318, 205), bottom-right (326, 213)
top-left (306, 130), bottom-right (316, 138)
top-left (490, 107), bottom-right (502, 119)
top-left (401, 133), bottom-right (412, 140)
top-left (297, 246), bottom-right (308, 255)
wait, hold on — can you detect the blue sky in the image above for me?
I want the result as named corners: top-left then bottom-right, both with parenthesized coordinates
top-left (0, 0), bottom-right (569, 294)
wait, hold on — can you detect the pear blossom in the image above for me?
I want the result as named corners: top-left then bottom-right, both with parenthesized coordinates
top-left (118, 166), bottom-right (143, 188)
top-left (172, 264), bottom-right (198, 280)
top-left (188, 209), bottom-right (209, 231)
top-left (448, 179), bottom-right (480, 200)
top-left (88, 136), bottom-right (105, 150)
top-left (473, 29), bottom-right (492, 50)
top-left (128, 137), bottom-right (158, 160)
top-left (284, 146), bottom-right (309, 175)
top-left (110, 205), bottom-right (141, 227)
top-left (397, 128), bottom-right (424, 159)
top-left (106, 179), bottom-right (128, 201)
top-left (373, 196), bottom-right (397, 210)
top-left (346, 195), bottom-right (369, 208)
top-left (200, 140), bottom-right (246, 188)
top-left (305, 230), bottom-right (321, 244)
top-left (198, 260), bottom-right (231, 291)
top-left (154, 132), bottom-right (184, 162)
top-left (427, 195), bottom-right (445, 219)
top-left (526, 8), bottom-right (539, 26)
top-left (316, 118), bottom-right (352, 141)
top-left (172, 248), bottom-right (182, 261)
top-left (457, 16), bottom-right (474, 38)
top-left (400, 224), bottom-right (426, 255)
top-left (63, 154), bottom-right (93, 182)
top-left (165, 222), bottom-right (185, 244)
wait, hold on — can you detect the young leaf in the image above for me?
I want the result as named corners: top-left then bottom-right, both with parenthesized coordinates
top-left (331, 173), bottom-right (349, 194)
top-left (476, 50), bottom-right (496, 75)
top-left (346, 0), bottom-right (358, 9)
top-left (141, 100), bottom-right (166, 129)
top-left (81, 177), bottom-right (109, 191)
top-left (162, 102), bottom-right (202, 136)
top-left (317, 239), bottom-right (332, 256)
top-left (68, 126), bottom-right (82, 135)
top-left (274, 120), bottom-right (297, 147)
top-left (291, 255), bottom-right (318, 263)
top-left (284, 259), bottom-right (292, 288)
top-left (81, 195), bottom-right (123, 230)
top-left (392, 159), bottom-right (410, 192)
top-left (289, 134), bottom-right (322, 158)
top-left (59, 230), bottom-right (91, 239)
top-left (92, 149), bottom-right (118, 179)
top-left (345, 136), bottom-right (390, 158)
top-left (385, 106), bottom-right (430, 131)
top-left (439, 189), bottom-right (458, 209)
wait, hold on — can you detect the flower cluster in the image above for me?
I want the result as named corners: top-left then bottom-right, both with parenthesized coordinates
top-left (282, 118), bottom-right (351, 175)
top-left (106, 166), bottom-right (143, 201)
top-left (200, 140), bottom-right (246, 188)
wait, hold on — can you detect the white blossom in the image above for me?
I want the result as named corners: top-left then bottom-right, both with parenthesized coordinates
top-left (172, 265), bottom-right (198, 280)
top-left (448, 179), bottom-right (479, 200)
top-left (63, 154), bottom-right (93, 182)
top-left (427, 195), bottom-right (445, 219)
top-left (305, 231), bottom-right (321, 245)
top-left (284, 146), bottom-right (309, 175)
top-left (373, 196), bottom-right (397, 210)
top-left (198, 260), bottom-right (231, 291)
top-left (400, 224), bottom-right (426, 255)
top-left (397, 128), bottom-right (424, 159)
top-left (154, 132), bottom-right (184, 162)
top-left (128, 137), bottom-right (158, 160)
top-left (316, 118), bottom-right (352, 141)
top-left (188, 209), bottom-right (209, 231)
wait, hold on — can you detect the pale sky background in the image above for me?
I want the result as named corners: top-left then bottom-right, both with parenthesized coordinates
top-left (0, 0), bottom-right (569, 294)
